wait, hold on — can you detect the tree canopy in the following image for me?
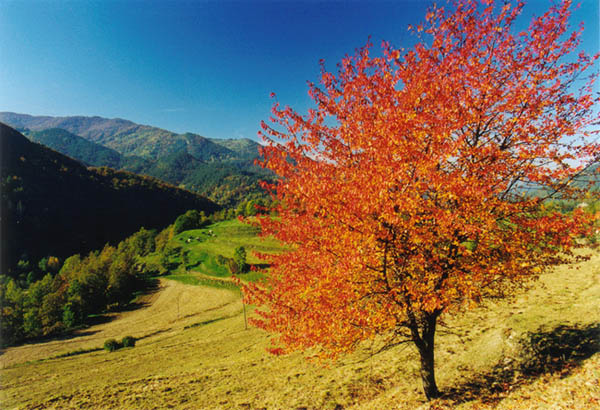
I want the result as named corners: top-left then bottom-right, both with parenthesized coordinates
top-left (243, 0), bottom-right (599, 400)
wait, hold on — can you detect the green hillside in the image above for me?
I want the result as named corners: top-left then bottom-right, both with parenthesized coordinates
top-left (25, 128), bottom-right (154, 171)
top-left (140, 151), bottom-right (204, 185)
top-left (210, 137), bottom-right (264, 161)
top-left (26, 128), bottom-right (124, 168)
top-left (21, 126), bottom-right (269, 206)
top-left (0, 122), bottom-right (219, 277)
top-left (159, 219), bottom-right (285, 285)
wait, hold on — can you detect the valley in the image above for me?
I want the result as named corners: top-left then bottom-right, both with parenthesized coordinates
top-left (1, 119), bottom-right (599, 408)
top-left (0, 123), bottom-right (219, 276)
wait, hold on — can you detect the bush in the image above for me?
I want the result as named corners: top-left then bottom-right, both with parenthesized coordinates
top-left (121, 336), bottom-right (136, 348)
top-left (103, 338), bottom-right (122, 352)
top-left (173, 210), bottom-right (208, 235)
top-left (161, 246), bottom-right (183, 271)
top-left (216, 254), bottom-right (228, 266)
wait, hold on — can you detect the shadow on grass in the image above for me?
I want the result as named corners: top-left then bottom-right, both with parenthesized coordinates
top-left (136, 328), bottom-right (173, 341)
top-left (50, 346), bottom-right (103, 359)
top-left (85, 314), bottom-right (115, 326)
top-left (116, 277), bottom-right (161, 312)
top-left (19, 329), bottom-right (103, 347)
top-left (183, 316), bottom-right (232, 330)
top-left (442, 323), bottom-right (600, 405)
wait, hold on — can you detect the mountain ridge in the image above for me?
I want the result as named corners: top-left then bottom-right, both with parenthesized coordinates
top-left (0, 112), bottom-right (270, 207)
top-left (0, 112), bottom-right (260, 161)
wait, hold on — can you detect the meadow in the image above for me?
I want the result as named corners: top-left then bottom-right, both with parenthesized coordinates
top-left (1, 221), bottom-right (598, 409)
top-left (165, 218), bottom-right (285, 284)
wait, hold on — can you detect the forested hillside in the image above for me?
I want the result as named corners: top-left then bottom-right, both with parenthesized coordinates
top-left (0, 123), bottom-right (219, 277)
top-left (1, 112), bottom-right (273, 207)
top-left (0, 112), bottom-right (258, 161)
top-left (27, 128), bottom-right (134, 169)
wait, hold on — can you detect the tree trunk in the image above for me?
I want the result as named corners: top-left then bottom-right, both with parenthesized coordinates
top-left (418, 334), bottom-right (440, 400)
top-left (412, 312), bottom-right (441, 400)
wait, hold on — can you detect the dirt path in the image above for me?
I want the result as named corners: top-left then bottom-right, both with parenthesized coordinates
top-left (0, 278), bottom-right (241, 368)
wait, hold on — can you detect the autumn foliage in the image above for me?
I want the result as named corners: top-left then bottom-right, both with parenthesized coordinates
top-left (243, 0), bottom-right (599, 400)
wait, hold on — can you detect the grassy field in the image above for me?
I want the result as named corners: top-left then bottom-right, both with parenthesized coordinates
top-left (165, 219), bottom-right (285, 284)
top-left (173, 219), bottom-right (284, 264)
top-left (1, 226), bottom-right (598, 409)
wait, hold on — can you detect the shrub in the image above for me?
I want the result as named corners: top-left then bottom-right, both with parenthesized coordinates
top-left (103, 338), bottom-right (122, 352)
top-left (216, 254), bottom-right (228, 266)
top-left (121, 336), bottom-right (136, 348)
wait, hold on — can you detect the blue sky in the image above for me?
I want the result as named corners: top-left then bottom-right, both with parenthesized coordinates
top-left (1, 0), bottom-right (598, 141)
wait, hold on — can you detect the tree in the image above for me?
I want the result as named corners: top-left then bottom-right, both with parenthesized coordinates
top-left (0, 278), bottom-right (25, 345)
top-left (233, 246), bottom-right (249, 273)
top-left (128, 228), bottom-right (157, 257)
top-left (173, 209), bottom-right (207, 235)
top-left (154, 225), bottom-right (174, 253)
top-left (160, 246), bottom-right (182, 272)
top-left (243, 0), bottom-right (599, 400)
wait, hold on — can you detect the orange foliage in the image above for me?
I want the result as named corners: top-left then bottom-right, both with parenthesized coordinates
top-left (243, 0), bottom-right (599, 400)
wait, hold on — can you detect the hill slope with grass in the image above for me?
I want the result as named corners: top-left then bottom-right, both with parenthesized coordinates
top-left (1, 218), bottom-right (598, 409)
top-left (158, 219), bottom-right (285, 284)
top-left (0, 122), bottom-right (219, 276)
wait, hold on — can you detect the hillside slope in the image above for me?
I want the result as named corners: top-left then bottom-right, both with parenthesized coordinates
top-left (0, 246), bottom-right (597, 409)
top-left (26, 128), bottom-right (124, 168)
top-left (0, 122), bottom-right (219, 276)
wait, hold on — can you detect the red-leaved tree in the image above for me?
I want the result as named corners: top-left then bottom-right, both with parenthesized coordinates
top-left (244, 0), bottom-right (599, 400)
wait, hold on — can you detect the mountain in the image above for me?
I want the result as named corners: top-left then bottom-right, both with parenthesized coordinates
top-left (24, 128), bottom-right (153, 171)
top-left (142, 151), bottom-right (204, 185)
top-left (0, 112), bottom-right (270, 207)
top-left (0, 112), bottom-right (140, 141)
top-left (0, 122), bottom-right (220, 276)
top-left (210, 138), bottom-right (264, 161)
top-left (0, 112), bottom-right (260, 162)
top-left (26, 128), bottom-right (123, 168)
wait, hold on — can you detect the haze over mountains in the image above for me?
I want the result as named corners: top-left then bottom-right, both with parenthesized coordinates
top-left (0, 112), bottom-right (271, 207)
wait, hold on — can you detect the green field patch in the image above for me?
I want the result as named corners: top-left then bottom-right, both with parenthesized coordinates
top-left (168, 219), bottom-right (286, 278)
top-left (192, 251), bottom-right (230, 277)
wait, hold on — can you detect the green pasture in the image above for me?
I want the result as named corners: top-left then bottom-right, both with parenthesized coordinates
top-left (164, 218), bottom-right (286, 283)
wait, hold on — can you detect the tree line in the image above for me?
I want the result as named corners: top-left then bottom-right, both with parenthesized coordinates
top-left (0, 205), bottom-right (264, 347)
top-left (0, 227), bottom-right (155, 346)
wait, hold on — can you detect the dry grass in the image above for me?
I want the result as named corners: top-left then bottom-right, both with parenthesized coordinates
top-left (0, 279), bottom-right (240, 369)
top-left (1, 250), bottom-right (598, 409)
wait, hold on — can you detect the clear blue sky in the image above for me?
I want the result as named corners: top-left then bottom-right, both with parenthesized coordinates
top-left (0, 0), bottom-right (597, 141)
